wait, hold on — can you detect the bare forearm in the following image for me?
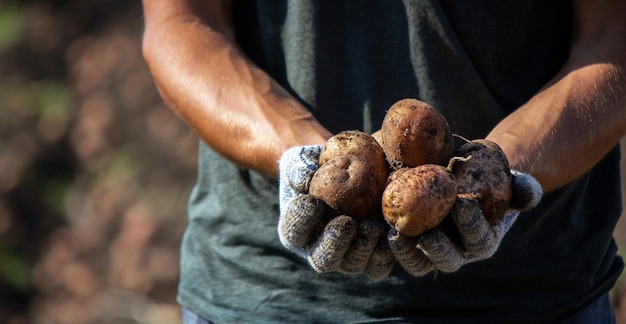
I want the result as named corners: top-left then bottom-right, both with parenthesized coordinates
top-left (142, 0), bottom-right (331, 178)
top-left (487, 0), bottom-right (626, 193)
top-left (487, 63), bottom-right (625, 192)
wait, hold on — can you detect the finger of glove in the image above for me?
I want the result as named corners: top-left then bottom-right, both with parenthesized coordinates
top-left (388, 229), bottom-right (434, 277)
top-left (308, 215), bottom-right (357, 273)
top-left (492, 210), bottom-right (519, 239)
top-left (364, 239), bottom-right (396, 281)
top-left (509, 170), bottom-right (543, 212)
top-left (278, 145), bottom-right (322, 216)
top-left (278, 194), bottom-right (326, 257)
top-left (416, 230), bottom-right (464, 273)
top-left (279, 145), bottom-right (321, 193)
top-left (452, 199), bottom-right (519, 260)
top-left (339, 220), bottom-right (385, 274)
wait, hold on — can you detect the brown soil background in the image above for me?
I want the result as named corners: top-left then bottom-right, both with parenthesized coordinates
top-left (1, 1), bottom-right (625, 323)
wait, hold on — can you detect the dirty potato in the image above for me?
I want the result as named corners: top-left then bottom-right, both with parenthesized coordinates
top-left (381, 164), bottom-right (457, 236)
top-left (319, 130), bottom-right (389, 187)
top-left (309, 154), bottom-right (383, 220)
top-left (381, 98), bottom-right (454, 170)
top-left (450, 139), bottom-right (513, 224)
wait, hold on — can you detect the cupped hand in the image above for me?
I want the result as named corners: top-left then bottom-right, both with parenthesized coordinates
top-left (278, 146), bottom-right (395, 280)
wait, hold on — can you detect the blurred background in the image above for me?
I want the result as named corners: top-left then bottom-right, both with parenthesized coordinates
top-left (0, 1), bottom-right (625, 323)
top-left (0, 1), bottom-right (195, 323)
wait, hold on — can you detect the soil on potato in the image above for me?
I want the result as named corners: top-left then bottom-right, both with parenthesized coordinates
top-left (382, 165), bottom-right (457, 236)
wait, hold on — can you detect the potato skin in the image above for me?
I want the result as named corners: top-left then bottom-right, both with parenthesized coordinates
top-left (371, 130), bottom-right (383, 145)
top-left (319, 130), bottom-right (389, 188)
top-left (309, 155), bottom-right (383, 220)
top-left (382, 164), bottom-right (457, 236)
top-left (320, 130), bottom-right (384, 166)
top-left (451, 139), bottom-right (512, 224)
top-left (381, 98), bottom-right (454, 169)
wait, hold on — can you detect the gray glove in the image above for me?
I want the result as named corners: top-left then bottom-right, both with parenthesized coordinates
top-left (278, 145), bottom-right (395, 280)
top-left (388, 170), bottom-right (543, 276)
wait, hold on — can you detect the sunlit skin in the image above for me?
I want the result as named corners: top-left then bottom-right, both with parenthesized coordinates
top-left (142, 0), bottom-right (626, 192)
top-left (141, 0), bottom-right (331, 179)
top-left (486, 0), bottom-right (626, 192)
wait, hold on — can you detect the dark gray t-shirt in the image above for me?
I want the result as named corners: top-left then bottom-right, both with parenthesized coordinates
top-left (177, 1), bottom-right (623, 322)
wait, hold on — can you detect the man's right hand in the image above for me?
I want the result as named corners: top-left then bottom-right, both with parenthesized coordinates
top-left (278, 146), bottom-right (395, 280)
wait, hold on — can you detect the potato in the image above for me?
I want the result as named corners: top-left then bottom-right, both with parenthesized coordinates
top-left (385, 167), bottom-right (411, 185)
top-left (309, 154), bottom-right (383, 220)
top-left (320, 130), bottom-right (384, 165)
top-left (319, 130), bottom-right (389, 187)
top-left (381, 164), bottom-right (457, 236)
top-left (450, 139), bottom-right (512, 224)
top-left (371, 130), bottom-right (383, 146)
top-left (311, 130), bottom-right (390, 221)
top-left (381, 98), bottom-right (454, 170)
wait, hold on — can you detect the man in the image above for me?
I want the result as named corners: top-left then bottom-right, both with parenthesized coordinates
top-left (142, 0), bottom-right (626, 322)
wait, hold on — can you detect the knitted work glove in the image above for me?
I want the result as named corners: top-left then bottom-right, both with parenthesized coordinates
top-left (388, 170), bottom-right (542, 276)
top-left (278, 145), bottom-right (395, 280)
